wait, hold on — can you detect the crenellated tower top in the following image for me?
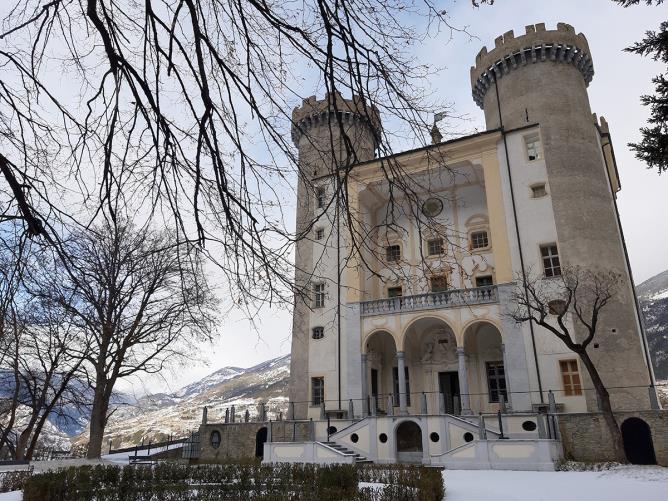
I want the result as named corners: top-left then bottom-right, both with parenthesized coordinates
top-left (291, 91), bottom-right (382, 148)
top-left (470, 22), bottom-right (594, 109)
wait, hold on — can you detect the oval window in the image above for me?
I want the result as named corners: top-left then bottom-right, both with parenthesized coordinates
top-left (351, 433), bottom-right (359, 443)
top-left (210, 430), bottom-right (221, 449)
top-left (430, 432), bottom-right (440, 443)
top-left (379, 433), bottom-right (388, 443)
top-left (522, 420), bottom-right (537, 432)
top-left (421, 198), bottom-right (443, 218)
top-left (463, 432), bottom-right (474, 443)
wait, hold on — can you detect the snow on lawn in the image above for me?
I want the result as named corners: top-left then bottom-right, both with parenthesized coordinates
top-left (0, 492), bottom-right (21, 501)
top-left (444, 466), bottom-right (668, 501)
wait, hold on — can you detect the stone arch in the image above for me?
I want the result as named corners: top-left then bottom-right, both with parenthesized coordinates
top-left (462, 320), bottom-right (506, 412)
top-left (363, 330), bottom-right (398, 414)
top-left (400, 314), bottom-right (458, 352)
top-left (622, 417), bottom-right (656, 465)
top-left (395, 419), bottom-right (424, 463)
top-left (255, 427), bottom-right (268, 459)
top-left (362, 328), bottom-right (399, 354)
top-left (461, 318), bottom-right (504, 346)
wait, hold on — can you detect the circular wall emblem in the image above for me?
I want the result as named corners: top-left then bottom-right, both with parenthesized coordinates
top-left (421, 197), bottom-right (443, 218)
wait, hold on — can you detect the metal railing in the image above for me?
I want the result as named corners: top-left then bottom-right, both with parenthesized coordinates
top-left (360, 285), bottom-right (498, 316)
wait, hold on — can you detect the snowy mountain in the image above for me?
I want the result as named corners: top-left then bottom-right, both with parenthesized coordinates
top-left (72, 354), bottom-right (291, 450)
top-left (637, 270), bottom-right (668, 381)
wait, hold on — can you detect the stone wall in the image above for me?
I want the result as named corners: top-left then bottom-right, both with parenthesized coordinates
top-left (558, 411), bottom-right (668, 466)
top-left (198, 421), bottom-right (311, 463)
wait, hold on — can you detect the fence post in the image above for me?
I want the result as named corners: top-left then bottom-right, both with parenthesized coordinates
top-left (478, 414), bottom-right (487, 440)
top-left (497, 411), bottom-right (506, 439)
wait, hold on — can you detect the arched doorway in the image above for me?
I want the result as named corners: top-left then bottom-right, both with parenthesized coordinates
top-left (255, 427), bottom-right (268, 459)
top-left (396, 420), bottom-right (423, 464)
top-left (365, 330), bottom-right (398, 414)
top-left (403, 317), bottom-right (458, 415)
top-left (622, 418), bottom-right (656, 465)
top-left (463, 321), bottom-right (506, 413)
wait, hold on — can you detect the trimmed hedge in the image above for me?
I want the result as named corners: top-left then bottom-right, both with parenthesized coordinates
top-left (23, 462), bottom-right (445, 500)
top-left (0, 469), bottom-right (32, 493)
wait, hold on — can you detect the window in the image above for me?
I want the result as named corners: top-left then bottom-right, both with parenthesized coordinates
top-left (388, 286), bottom-right (403, 298)
top-left (560, 360), bottom-right (582, 396)
top-left (315, 228), bottom-right (324, 240)
top-left (540, 244), bottom-right (561, 277)
top-left (427, 238), bottom-right (444, 256)
top-left (486, 362), bottom-right (507, 403)
top-left (475, 275), bottom-right (494, 287)
top-left (471, 231), bottom-right (489, 250)
top-left (313, 283), bottom-right (325, 308)
top-left (311, 377), bottom-right (325, 405)
top-left (430, 275), bottom-right (449, 293)
top-left (531, 183), bottom-right (547, 198)
top-left (312, 326), bottom-right (324, 339)
top-left (525, 134), bottom-right (543, 161)
top-left (386, 244), bottom-right (401, 262)
top-left (392, 367), bottom-right (411, 406)
top-left (316, 187), bottom-right (326, 209)
top-left (210, 430), bottom-right (221, 449)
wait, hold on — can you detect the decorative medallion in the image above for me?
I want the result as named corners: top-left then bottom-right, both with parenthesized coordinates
top-left (421, 197), bottom-right (443, 218)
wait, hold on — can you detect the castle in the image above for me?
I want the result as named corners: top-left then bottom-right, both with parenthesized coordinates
top-left (288, 22), bottom-right (656, 422)
top-left (194, 23), bottom-right (665, 469)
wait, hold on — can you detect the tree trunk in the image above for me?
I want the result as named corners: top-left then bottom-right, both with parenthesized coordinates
top-left (87, 383), bottom-right (110, 459)
top-left (578, 350), bottom-right (627, 463)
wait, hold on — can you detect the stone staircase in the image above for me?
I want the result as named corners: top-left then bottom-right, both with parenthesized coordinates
top-left (321, 441), bottom-right (373, 464)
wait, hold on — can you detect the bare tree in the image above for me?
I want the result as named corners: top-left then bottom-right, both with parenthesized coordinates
top-left (28, 217), bottom-right (217, 458)
top-left (0, 298), bottom-right (88, 460)
top-left (509, 266), bottom-right (627, 462)
top-left (0, 0), bottom-right (493, 317)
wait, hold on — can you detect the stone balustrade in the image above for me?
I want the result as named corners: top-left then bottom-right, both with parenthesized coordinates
top-left (360, 285), bottom-right (498, 316)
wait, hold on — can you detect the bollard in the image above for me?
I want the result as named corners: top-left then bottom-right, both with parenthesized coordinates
top-left (244, 409), bottom-right (250, 422)
top-left (225, 408), bottom-right (230, 424)
top-left (497, 410), bottom-right (507, 439)
top-left (231, 405), bottom-right (236, 423)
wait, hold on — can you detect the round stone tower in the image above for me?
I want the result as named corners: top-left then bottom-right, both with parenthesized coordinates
top-left (471, 23), bottom-right (654, 410)
top-left (288, 92), bottom-right (381, 419)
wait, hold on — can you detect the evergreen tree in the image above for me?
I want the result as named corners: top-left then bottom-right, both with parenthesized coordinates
top-left (616, 1), bottom-right (668, 173)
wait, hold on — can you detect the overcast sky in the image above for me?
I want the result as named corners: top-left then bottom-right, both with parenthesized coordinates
top-left (133, 0), bottom-right (667, 395)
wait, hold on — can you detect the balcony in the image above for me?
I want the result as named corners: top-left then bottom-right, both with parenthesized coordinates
top-left (360, 285), bottom-right (498, 317)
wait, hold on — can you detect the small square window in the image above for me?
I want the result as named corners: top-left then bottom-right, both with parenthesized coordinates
top-left (313, 283), bottom-right (325, 308)
top-left (430, 276), bottom-right (449, 293)
top-left (386, 245), bottom-right (401, 262)
top-left (427, 238), bottom-right (444, 256)
top-left (470, 231), bottom-right (489, 250)
top-left (388, 286), bottom-right (403, 298)
top-left (315, 228), bottom-right (324, 240)
top-left (560, 360), bottom-right (582, 396)
top-left (531, 184), bottom-right (547, 198)
top-left (525, 134), bottom-right (543, 161)
top-left (312, 327), bottom-right (324, 339)
top-left (316, 187), bottom-right (326, 209)
top-left (311, 377), bottom-right (325, 405)
top-left (475, 275), bottom-right (494, 287)
top-left (540, 244), bottom-right (561, 278)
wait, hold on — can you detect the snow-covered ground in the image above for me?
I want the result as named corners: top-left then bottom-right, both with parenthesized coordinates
top-left (444, 466), bottom-right (668, 501)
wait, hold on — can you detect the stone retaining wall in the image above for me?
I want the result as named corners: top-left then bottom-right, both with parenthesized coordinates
top-left (558, 411), bottom-right (667, 465)
top-left (198, 421), bottom-right (311, 463)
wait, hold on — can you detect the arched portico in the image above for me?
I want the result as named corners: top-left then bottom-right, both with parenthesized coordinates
top-left (363, 330), bottom-right (398, 414)
top-left (463, 321), bottom-right (508, 413)
top-left (402, 316), bottom-right (460, 415)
